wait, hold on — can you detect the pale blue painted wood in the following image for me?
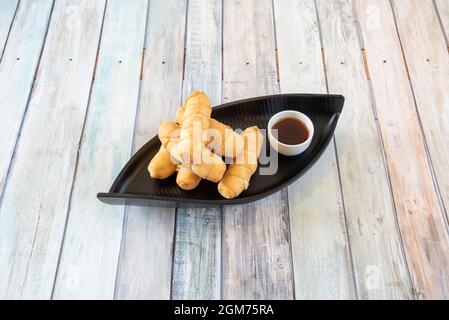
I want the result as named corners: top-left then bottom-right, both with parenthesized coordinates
top-left (0, 0), bottom-right (18, 59)
top-left (114, 0), bottom-right (187, 300)
top-left (221, 0), bottom-right (294, 299)
top-left (0, 0), bottom-right (444, 301)
top-left (0, 0), bottom-right (105, 299)
top-left (171, 0), bottom-right (222, 300)
top-left (172, 209), bottom-right (221, 300)
top-left (274, 0), bottom-right (355, 299)
top-left (0, 0), bottom-right (53, 198)
top-left (52, 0), bottom-right (147, 299)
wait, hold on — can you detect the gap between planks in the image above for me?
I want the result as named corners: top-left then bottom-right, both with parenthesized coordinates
top-left (432, 0), bottom-right (449, 50)
top-left (140, 48), bottom-right (145, 80)
top-left (275, 49), bottom-right (280, 82)
top-left (0, 0), bottom-right (20, 64)
top-left (270, 0), bottom-right (296, 299)
top-left (361, 49), bottom-right (370, 80)
top-left (170, 0), bottom-right (189, 300)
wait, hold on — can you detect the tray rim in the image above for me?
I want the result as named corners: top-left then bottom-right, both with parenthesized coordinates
top-left (97, 93), bottom-right (344, 206)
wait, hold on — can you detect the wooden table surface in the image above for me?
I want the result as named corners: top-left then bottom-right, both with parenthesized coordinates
top-left (0, 0), bottom-right (448, 300)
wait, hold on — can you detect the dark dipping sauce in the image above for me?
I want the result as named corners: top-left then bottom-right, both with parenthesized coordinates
top-left (272, 117), bottom-right (309, 145)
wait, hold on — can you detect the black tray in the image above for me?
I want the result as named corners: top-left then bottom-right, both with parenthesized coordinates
top-left (98, 93), bottom-right (344, 207)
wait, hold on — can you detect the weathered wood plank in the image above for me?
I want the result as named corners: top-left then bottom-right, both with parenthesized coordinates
top-left (317, 0), bottom-right (413, 299)
top-left (0, 0), bottom-right (105, 299)
top-left (114, 0), bottom-right (187, 300)
top-left (0, 0), bottom-right (18, 59)
top-left (171, 0), bottom-right (222, 300)
top-left (172, 208), bottom-right (221, 299)
top-left (274, 0), bottom-right (355, 300)
top-left (52, 0), bottom-right (147, 299)
top-left (0, 0), bottom-right (53, 197)
top-left (435, 0), bottom-right (449, 41)
top-left (181, 0), bottom-right (222, 103)
top-left (222, 0), bottom-right (294, 299)
top-left (392, 0), bottom-right (449, 226)
top-left (356, 0), bottom-right (449, 299)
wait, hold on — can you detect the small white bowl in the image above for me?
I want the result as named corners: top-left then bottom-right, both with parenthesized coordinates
top-left (268, 110), bottom-right (314, 156)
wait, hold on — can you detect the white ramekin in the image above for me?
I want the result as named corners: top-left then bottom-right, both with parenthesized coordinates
top-left (267, 110), bottom-right (314, 156)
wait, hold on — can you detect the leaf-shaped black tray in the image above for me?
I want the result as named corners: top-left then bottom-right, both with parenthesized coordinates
top-left (98, 93), bottom-right (344, 207)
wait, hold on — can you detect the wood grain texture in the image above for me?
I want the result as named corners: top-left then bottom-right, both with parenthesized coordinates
top-left (435, 0), bottom-right (449, 41)
top-left (0, 0), bottom-right (105, 299)
top-left (316, 0), bottom-right (413, 299)
top-left (171, 0), bottom-right (222, 300)
top-left (114, 0), bottom-right (187, 300)
top-left (356, 0), bottom-right (449, 299)
top-left (392, 0), bottom-right (449, 227)
top-left (172, 208), bottom-right (221, 299)
top-left (274, 0), bottom-right (355, 299)
top-left (0, 0), bottom-right (53, 198)
top-left (181, 0), bottom-right (222, 103)
top-left (222, 0), bottom-right (294, 299)
top-left (0, 0), bottom-right (18, 59)
top-left (52, 0), bottom-right (147, 299)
